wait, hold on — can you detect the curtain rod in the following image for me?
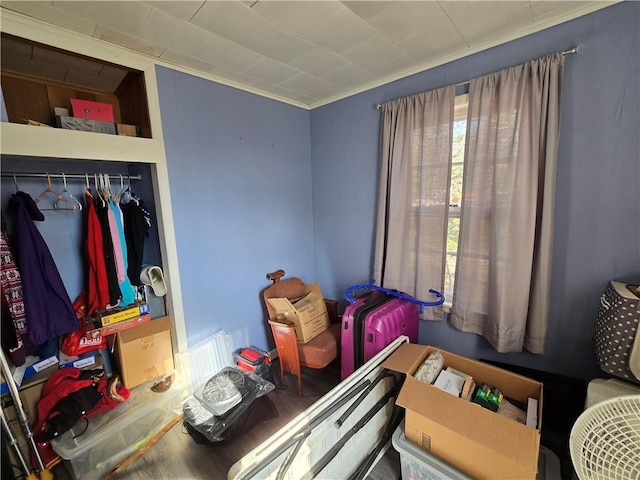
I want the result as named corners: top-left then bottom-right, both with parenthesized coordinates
top-left (375, 45), bottom-right (582, 110)
top-left (1, 172), bottom-right (142, 181)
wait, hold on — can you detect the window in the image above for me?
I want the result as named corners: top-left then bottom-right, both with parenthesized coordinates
top-left (377, 53), bottom-right (562, 352)
top-left (444, 94), bottom-right (468, 304)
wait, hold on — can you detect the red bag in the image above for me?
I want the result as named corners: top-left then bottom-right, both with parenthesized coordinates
top-left (60, 294), bottom-right (106, 356)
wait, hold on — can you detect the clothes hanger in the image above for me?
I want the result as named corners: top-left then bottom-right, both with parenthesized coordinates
top-left (55, 173), bottom-right (83, 211)
top-left (114, 174), bottom-right (125, 203)
top-left (12, 172), bottom-right (19, 193)
top-left (102, 174), bottom-right (114, 202)
top-left (34, 174), bottom-right (65, 211)
top-left (94, 174), bottom-right (106, 208)
top-left (120, 175), bottom-right (132, 205)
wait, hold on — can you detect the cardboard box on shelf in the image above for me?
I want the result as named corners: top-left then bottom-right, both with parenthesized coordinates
top-left (267, 283), bottom-right (330, 343)
top-left (382, 344), bottom-right (543, 480)
top-left (116, 123), bottom-right (139, 137)
top-left (114, 316), bottom-right (174, 389)
top-left (70, 98), bottom-right (114, 122)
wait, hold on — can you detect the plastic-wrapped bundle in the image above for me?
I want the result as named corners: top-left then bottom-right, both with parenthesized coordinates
top-left (183, 366), bottom-right (277, 444)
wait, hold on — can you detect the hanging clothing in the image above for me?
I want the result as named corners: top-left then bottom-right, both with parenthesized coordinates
top-left (1, 285), bottom-right (25, 365)
top-left (84, 189), bottom-right (110, 314)
top-left (106, 201), bottom-right (126, 283)
top-left (94, 195), bottom-right (121, 306)
top-left (121, 199), bottom-right (150, 286)
top-left (7, 192), bottom-right (78, 345)
top-left (0, 224), bottom-right (27, 364)
top-left (108, 199), bottom-right (136, 306)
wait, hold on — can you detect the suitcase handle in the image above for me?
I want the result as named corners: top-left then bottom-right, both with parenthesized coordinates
top-left (344, 281), bottom-right (445, 314)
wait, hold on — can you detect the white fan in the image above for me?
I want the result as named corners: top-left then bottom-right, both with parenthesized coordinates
top-left (570, 394), bottom-right (640, 480)
top-left (195, 369), bottom-right (245, 416)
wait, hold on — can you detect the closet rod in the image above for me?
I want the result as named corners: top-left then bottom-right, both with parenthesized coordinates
top-left (375, 44), bottom-right (583, 110)
top-left (1, 172), bottom-right (142, 181)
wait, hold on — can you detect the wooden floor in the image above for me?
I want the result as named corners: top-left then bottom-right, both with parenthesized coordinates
top-left (53, 360), bottom-right (346, 480)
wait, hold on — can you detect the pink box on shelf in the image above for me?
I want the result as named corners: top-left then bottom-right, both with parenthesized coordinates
top-left (70, 98), bottom-right (114, 122)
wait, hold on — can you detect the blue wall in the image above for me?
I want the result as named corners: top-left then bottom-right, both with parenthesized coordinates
top-left (155, 69), bottom-right (314, 348)
top-left (310, 1), bottom-right (639, 380)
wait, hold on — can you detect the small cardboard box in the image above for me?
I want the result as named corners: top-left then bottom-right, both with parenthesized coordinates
top-left (267, 283), bottom-right (330, 343)
top-left (70, 98), bottom-right (114, 122)
top-left (383, 344), bottom-right (543, 480)
top-left (116, 123), bottom-right (139, 137)
top-left (114, 316), bottom-right (174, 389)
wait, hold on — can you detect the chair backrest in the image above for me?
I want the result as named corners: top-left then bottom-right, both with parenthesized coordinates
top-left (263, 276), bottom-right (305, 320)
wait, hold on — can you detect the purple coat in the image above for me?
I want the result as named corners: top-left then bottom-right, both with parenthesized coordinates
top-left (8, 192), bottom-right (78, 345)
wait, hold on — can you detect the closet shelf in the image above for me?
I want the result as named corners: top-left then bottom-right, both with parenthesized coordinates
top-left (0, 122), bottom-right (165, 164)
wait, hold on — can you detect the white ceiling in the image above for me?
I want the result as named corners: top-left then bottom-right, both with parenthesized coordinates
top-left (0, 1), bottom-right (618, 109)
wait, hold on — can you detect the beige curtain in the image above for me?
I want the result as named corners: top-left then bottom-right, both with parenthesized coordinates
top-left (449, 53), bottom-right (564, 353)
top-left (373, 85), bottom-right (455, 320)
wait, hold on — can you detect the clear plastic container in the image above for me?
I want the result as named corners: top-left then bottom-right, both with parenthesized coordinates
top-left (392, 424), bottom-right (560, 480)
top-left (392, 424), bottom-right (470, 480)
top-left (51, 376), bottom-right (184, 480)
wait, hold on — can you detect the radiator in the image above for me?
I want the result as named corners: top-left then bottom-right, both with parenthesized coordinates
top-left (174, 329), bottom-right (234, 393)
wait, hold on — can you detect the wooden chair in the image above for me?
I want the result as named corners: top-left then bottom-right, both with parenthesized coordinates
top-left (263, 269), bottom-right (340, 397)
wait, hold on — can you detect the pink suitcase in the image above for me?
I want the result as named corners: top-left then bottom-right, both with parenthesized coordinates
top-left (341, 291), bottom-right (419, 380)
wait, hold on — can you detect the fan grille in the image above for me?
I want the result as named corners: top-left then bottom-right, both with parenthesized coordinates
top-left (570, 395), bottom-right (640, 480)
top-left (202, 369), bottom-right (245, 403)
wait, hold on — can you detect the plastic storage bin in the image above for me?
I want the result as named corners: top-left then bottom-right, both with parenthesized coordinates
top-left (392, 424), bottom-right (560, 480)
top-left (51, 377), bottom-right (184, 480)
top-left (392, 423), bottom-right (470, 480)
top-left (585, 378), bottom-right (640, 408)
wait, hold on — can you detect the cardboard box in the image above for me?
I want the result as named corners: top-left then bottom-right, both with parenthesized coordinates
top-left (84, 313), bottom-right (152, 340)
top-left (70, 98), bottom-right (114, 122)
top-left (116, 123), bottom-right (139, 137)
top-left (0, 355), bottom-right (58, 394)
top-left (94, 302), bottom-right (151, 326)
top-left (382, 344), bottom-right (543, 480)
top-left (58, 350), bottom-right (100, 370)
top-left (114, 316), bottom-right (174, 389)
top-left (56, 115), bottom-right (116, 135)
top-left (267, 283), bottom-right (330, 343)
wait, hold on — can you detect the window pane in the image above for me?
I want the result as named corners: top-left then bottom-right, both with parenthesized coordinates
top-left (450, 164), bottom-right (463, 208)
top-left (445, 254), bottom-right (457, 300)
top-left (446, 98), bottom-right (467, 302)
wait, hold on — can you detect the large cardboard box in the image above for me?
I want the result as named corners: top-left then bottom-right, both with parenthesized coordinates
top-left (114, 316), bottom-right (174, 389)
top-left (267, 283), bottom-right (330, 343)
top-left (382, 344), bottom-right (543, 480)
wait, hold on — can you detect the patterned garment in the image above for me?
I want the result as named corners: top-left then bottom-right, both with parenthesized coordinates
top-left (0, 227), bottom-right (26, 362)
